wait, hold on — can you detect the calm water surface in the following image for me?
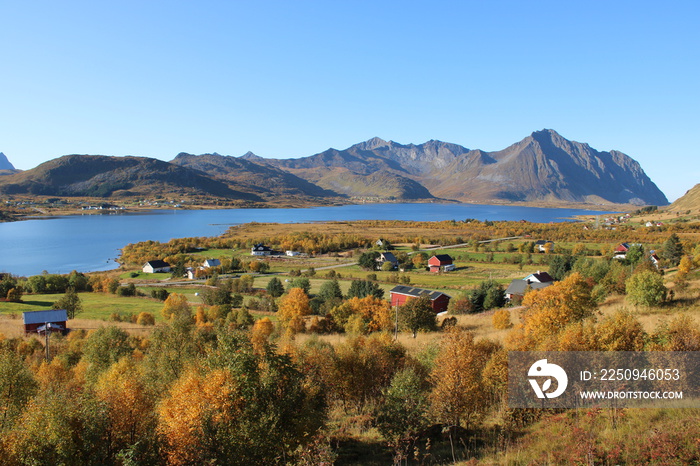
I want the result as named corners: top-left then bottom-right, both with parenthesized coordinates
top-left (0, 203), bottom-right (613, 276)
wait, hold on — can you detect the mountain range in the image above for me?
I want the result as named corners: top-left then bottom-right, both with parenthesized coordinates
top-left (0, 130), bottom-right (669, 206)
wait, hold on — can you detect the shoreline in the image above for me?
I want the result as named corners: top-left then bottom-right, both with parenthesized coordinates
top-left (1, 195), bottom-right (636, 223)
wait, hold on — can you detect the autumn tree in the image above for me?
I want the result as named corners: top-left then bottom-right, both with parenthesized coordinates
top-left (330, 296), bottom-right (392, 334)
top-left (141, 319), bottom-right (198, 394)
top-left (0, 348), bottom-right (37, 432)
top-left (399, 295), bottom-right (437, 337)
top-left (648, 314), bottom-right (700, 351)
top-left (594, 310), bottom-right (646, 351)
top-left (677, 255), bottom-right (692, 279)
top-left (278, 287), bottom-right (312, 333)
top-left (80, 326), bottom-right (134, 384)
top-left (3, 371), bottom-right (108, 465)
top-left (5, 287), bottom-right (22, 303)
top-left (95, 358), bottom-right (156, 460)
top-left (626, 270), bottom-right (667, 307)
top-left (521, 272), bottom-right (595, 346)
top-left (251, 317), bottom-right (275, 352)
top-left (187, 331), bottom-right (326, 464)
top-left (331, 334), bottom-right (406, 411)
top-left (161, 292), bottom-right (192, 320)
top-left (157, 368), bottom-right (243, 465)
top-left (429, 329), bottom-right (499, 460)
top-left (492, 309), bottom-right (512, 330)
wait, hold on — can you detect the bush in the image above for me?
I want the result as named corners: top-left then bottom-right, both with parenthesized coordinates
top-left (151, 288), bottom-right (170, 301)
top-left (116, 283), bottom-right (137, 297)
top-left (136, 312), bottom-right (156, 326)
top-left (492, 309), bottom-right (512, 329)
top-left (626, 270), bottom-right (667, 307)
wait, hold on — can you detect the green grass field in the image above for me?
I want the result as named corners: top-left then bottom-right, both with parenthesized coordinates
top-left (1, 292), bottom-right (166, 321)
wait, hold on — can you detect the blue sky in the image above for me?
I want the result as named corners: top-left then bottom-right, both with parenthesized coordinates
top-left (1, 1), bottom-right (698, 201)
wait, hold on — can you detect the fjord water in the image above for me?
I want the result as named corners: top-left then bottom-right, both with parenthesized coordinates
top-left (0, 203), bottom-right (611, 276)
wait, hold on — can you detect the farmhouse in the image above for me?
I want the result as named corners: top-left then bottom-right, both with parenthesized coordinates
top-left (202, 259), bottom-right (221, 268)
top-left (650, 251), bottom-right (661, 267)
top-left (428, 254), bottom-right (454, 273)
top-left (505, 272), bottom-right (554, 301)
top-left (522, 271), bottom-right (554, 283)
top-left (23, 309), bottom-right (68, 335)
top-left (377, 252), bottom-right (399, 269)
top-left (613, 242), bottom-right (642, 260)
top-left (143, 260), bottom-right (171, 273)
top-left (251, 244), bottom-right (272, 256)
top-left (389, 285), bottom-right (451, 313)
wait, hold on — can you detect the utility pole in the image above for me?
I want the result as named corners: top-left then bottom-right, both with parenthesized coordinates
top-left (394, 305), bottom-right (399, 341)
top-left (44, 322), bottom-right (50, 362)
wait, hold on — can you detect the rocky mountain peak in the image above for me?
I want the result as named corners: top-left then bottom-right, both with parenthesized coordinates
top-left (240, 151), bottom-right (263, 161)
top-left (0, 152), bottom-right (15, 170)
top-left (352, 137), bottom-right (390, 151)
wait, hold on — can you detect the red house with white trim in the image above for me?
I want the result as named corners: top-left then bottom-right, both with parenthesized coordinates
top-left (389, 286), bottom-right (451, 313)
top-left (428, 254), bottom-right (454, 273)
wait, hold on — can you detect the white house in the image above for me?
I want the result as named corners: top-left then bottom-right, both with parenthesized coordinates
top-left (143, 260), bottom-right (171, 273)
top-left (203, 259), bottom-right (221, 268)
top-left (523, 271), bottom-right (554, 283)
top-left (251, 244), bottom-right (272, 256)
top-left (286, 250), bottom-right (301, 257)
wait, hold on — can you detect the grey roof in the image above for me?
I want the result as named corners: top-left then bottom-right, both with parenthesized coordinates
top-left (505, 279), bottom-right (552, 297)
top-left (23, 309), bottom-right (68, 325)
top-left (379, 252), bottom-right (398, 263)
top-left (203, 259), bottom-right (221, 267)
top-left (390, 285), bottom-right (451, 301)
top-left (430, 254), bottom-right (453, 263)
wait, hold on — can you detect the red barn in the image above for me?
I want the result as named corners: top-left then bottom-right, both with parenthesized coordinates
top-left (23, 309), bottom-right (68, 335)
top-left (428, 254), bottom-right (454, 273)
top-left (389, 286), bottom-right (451, 313)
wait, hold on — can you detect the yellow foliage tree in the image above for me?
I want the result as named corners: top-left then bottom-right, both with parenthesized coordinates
top-left (161, 293), bottom-right (192, 320)
top-left (251, 317), bottom-right (275, 352)
top-left (95, 357), bottom-right (154, 450)
top-left (521, 272), bottom-right (595, 346)
top-left (492, 309), bottom-right (512, 330)
top-left (278, 288), bottom-right (311, 331)
top-left (157, 368), bottom-right (242, 466)
top-left (429, 330), bottom-right (499, 429)
top-left (594, 310), bottom-right (646, 351)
